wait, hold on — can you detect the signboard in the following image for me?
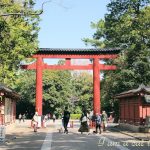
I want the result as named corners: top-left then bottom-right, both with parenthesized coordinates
top-left (144, 95), bottom-right (150, 103)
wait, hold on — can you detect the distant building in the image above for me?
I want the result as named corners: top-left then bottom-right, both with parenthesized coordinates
top-left (0, 84), bottom-right (19, 125)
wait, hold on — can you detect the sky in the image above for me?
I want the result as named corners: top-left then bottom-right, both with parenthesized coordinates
top-left (35, 0), bottom-right (110, 49)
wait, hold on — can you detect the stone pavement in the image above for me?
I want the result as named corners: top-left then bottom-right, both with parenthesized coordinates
top-left (2, 120), bottom-right (150, 143)
top-left (108, 123), bottom-right (150, 141)
top-left (4, 119), bottom-right (44, 143)
top-left (0, 120), bottom-right (150, 150)
top-left (2, 119), bottom-right (80, 143)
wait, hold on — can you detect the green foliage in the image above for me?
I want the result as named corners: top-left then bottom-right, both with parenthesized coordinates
top-left (83, 0), bottom-right (150, 115)
top-left (15, 68), bottom-right (93, 116)
top-left (71, 72), bottom-right (93, 113)
top-left (0, 0), bottom-right (40, 86)
top-left (43, 70), bottom-right (72, 115)
top-left (15, 70), bottom-right (36, 118)
top-left (70, 114), bottom-right (81, 120)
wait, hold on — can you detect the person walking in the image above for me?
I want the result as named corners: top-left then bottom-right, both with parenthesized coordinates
top-left (52, 114), bottom-right (56, 123)
top-left (58, 111), bottom-right (64, 133)
top-left (19, 114), bottom-right (22, 123)
top-left (78, 112), bottom-right (89, 134)
top-left (22, 114), bottom-right (26, 122)
top-left (43, 115), bottom-right (48, 128)
top-left (32, 112), bottom-right (38, 132)
top-left (63, 107), bottom-right (70, 134)
top-left (101, 111), bottom-right (108, 131)
top-left (95, 113), bottom-right (102, 134)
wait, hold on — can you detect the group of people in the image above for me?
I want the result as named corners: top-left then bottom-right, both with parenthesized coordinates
top-left (31, 107), bottom-right (71, 133)
top-left (95, 111), bottom-right (108, 134)
top-left (79, 110), bottom-right (108, 134)
top-left (31, 108), bottom-right (108, 134)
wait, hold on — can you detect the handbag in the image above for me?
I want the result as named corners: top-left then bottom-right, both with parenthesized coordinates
top-left (82, 116), bottom-right (87, 122)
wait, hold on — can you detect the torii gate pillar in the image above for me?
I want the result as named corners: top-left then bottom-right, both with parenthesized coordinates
top-left (93, 58), bottom-right (100, 115)
top-left (36, 57), bottom-right (43, 116)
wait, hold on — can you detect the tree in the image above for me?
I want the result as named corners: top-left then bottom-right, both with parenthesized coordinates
top-left (43, 69), bottom-right (72, 116)
top-left (15, 67), bottom-right (94, 117)
top-left (83, 0), bottom-right (150, 115)
top-left (15, 70), bottom-right (36, 118)
top-left (71, 72), bottom-right (93, 113)
top-left (0, 0), bottom-right (40, 86)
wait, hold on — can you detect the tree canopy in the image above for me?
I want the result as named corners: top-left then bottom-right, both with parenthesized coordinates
top-left (83, 0), bottom-right (150, 113)
top-left (15, 69), bottom-right (93, 118)
top-left (0, 0), bottom-right (40, 86)
top-left (2, 0), bottom-right (150, 118)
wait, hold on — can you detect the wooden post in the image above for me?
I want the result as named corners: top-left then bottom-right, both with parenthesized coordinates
top-left (36, 57), bottom-right (43, 116)
top-left (93, 58), bottom-right (100, 115)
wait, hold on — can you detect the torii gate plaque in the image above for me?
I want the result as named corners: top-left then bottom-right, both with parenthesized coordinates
top-left (22, 48), bottom-right (121, 116)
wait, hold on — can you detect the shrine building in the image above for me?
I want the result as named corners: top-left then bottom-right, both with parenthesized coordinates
top-left (116, 84), bottom-right (150, 132)
top-left (0, 84), bottom-right (19, 125)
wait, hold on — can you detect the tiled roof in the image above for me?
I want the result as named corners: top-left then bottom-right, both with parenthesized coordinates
top-left (36, 48), bottom-right (121, 55)
top-left (0, 84), bottom-right (20, 99)
top-left (115, 84), bottom-right (150, 98)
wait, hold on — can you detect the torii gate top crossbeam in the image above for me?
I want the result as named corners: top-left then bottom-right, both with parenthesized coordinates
top-left (22, 48), bottom-right (121, 70)
top-left (37, 48), bottom-right (121, 54)
top-left (32, 48), bottom-right (121, 58)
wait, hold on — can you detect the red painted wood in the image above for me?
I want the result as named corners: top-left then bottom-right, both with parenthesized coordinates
top-left (21, 62), bottom-right (36, 69)
top-left (119, 95), bottom-right (150, 125)
top-left (33, 54), bottom-right (118, 59)
top-left (36, 57), bottom-right (43, 116)
top-left (93, 58), bottom-right (100, 115)
top-left (22, 63), bottom-right (117, 71)
top-left (65, 58), bottom-right (71, 66)
top-left (100, 64), bottom-right (117, 70)
top-left (43, 64), bottom-right (93, 70)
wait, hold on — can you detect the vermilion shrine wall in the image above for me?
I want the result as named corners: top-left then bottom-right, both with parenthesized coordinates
top-left (119, 94), bottom-right (150, 125)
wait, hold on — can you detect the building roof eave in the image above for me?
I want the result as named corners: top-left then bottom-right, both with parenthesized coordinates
top-left (0, 84), bottom-right (20, 100)
top-left (36, 47), bottom-right (122, 55)
top-left (115, 84), bottom-right (150, 99)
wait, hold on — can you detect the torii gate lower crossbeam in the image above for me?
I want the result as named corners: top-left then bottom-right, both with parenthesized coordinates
top-left (22, 48), bottom-right (121, 116)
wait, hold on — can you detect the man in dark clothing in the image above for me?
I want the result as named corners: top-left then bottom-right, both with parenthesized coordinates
top-left (63, 107), bottom-right (70, 134)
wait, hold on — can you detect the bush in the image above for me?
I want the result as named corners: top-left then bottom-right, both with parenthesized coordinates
top-left (70, 114), bottom-right (81, 120)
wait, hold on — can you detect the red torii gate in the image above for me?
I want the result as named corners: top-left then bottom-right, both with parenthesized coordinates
top-left (22, 48), bottom-right (121, 116)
